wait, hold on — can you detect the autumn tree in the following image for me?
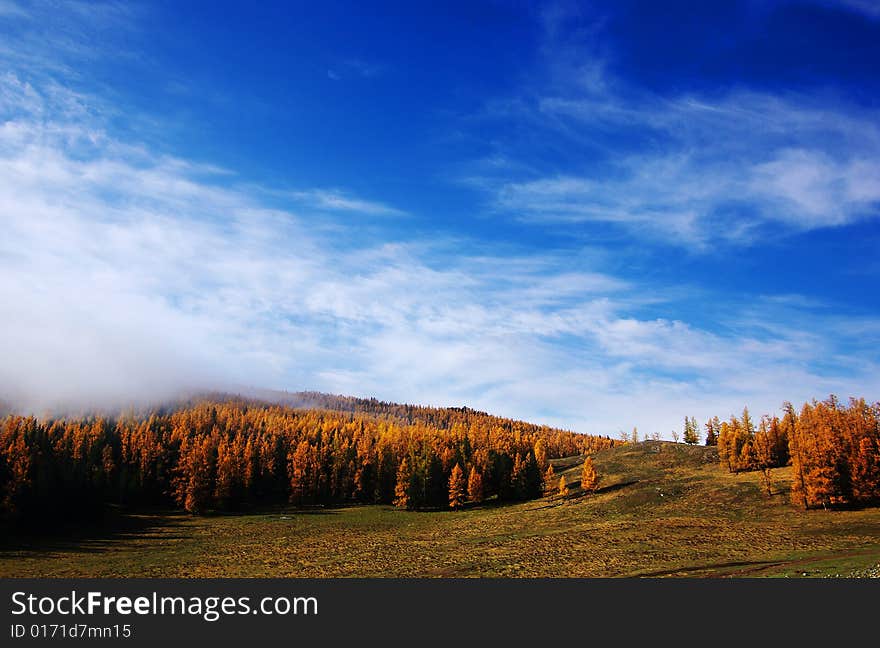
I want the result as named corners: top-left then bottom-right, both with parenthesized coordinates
top-left (707, 396), bottom-right (878, 510)
top-left (683, 417), bottom-right (700, 445)
top-left (853, 437), bottom-right (880, 503)
top-left (558, 475), bottom-right (569, 497)
top-left (738, 439), bottom-right (756, 472)
top-left (533, 439), bottom-right (548, 472)
top-left (512, 452), bottom-right (543, 500)
top-left (0, 429), bottom-right (31, 521)
top-left (753, 417), bottom-right (775, 496)
top-left (448, 463), bottom-right (465, 510)
top-left (543, 464), bottom-right (555, 492)
top-left (704, 417), bottom-right (719, 446)
top-left (580, 456), bottom-right (598, 493)
top-left (394, 458), bottom-right (413, 509)
top-left (786, 401), bottom-right (809, 509)
top-left (288, 440), bottom-right (314, 505)
top-left (180, 437), bottom-right (214, 514)
top-left (214, 436), bottom-right (238, 508)
top-left (467, 467), bottom-right (484, 503)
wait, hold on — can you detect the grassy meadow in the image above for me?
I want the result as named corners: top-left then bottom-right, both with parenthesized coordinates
top-left (3, 442), bottom-right (879, 578)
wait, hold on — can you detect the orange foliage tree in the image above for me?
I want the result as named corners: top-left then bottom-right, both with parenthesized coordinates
top-left (710, 395), bottom-right (878, 510)
top-left (580, 456), bottom-right (599, 493)
top-left (448, 463), bottom-right (465, 510)
top-left (466, 467), bottom-right (484, 503)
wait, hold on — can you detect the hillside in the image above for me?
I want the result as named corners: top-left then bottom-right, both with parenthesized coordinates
top-left (238, 389), bottom-right (587, 436)
top-left (3, 441), bottom-right (879, 578)
top-left (0, 397), bottom-right (617, 525)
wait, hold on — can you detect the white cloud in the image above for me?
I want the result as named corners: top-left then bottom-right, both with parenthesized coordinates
top-left (749, 149), bottom-right (880, 226)
top-left (288, 188), bottom-right (406, 216)
top-left (468, 5), bottom-right (880, 247)
top-left (487, 89), bottom-right (880, 244)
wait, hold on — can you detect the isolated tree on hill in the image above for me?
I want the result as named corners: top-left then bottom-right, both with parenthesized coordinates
top-left (448, 463), bottom-right (465, 510)
top-left (683, 417), bottom-right (700, 445)
top-left (543, 464), bottom-right (555, 492)
top-left (466, 467), bottom-right (484, 503)
top-left (671, 430), bottom-right (680, 443)
top-left (558, 476), bottom-right (569, 497)
top-left (580, 456), bottom-right (598, 493)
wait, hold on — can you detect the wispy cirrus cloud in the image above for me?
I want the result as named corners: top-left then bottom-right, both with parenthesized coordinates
top-left (288, 188), bottom-right (406, 216)
top-left (466, 8), bottom-right (880, 246)
top-left (0, 0), bottom-right (141, 77)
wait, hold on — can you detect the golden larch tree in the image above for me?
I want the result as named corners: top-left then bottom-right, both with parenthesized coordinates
top-left (753, 418), bottom-right (775, 496)
top-left (448, 463), bottom-right (465, 510)
top-left (394, 458), bottom-right (412, 509)
top-left (558, 475), bottom-right (569, 497)
top-left (580, 456), bottom-right (599, 493)
top-left (543, 464), bottom-right (555, 492)
top-left (466, 467), bottom-right (484, 503)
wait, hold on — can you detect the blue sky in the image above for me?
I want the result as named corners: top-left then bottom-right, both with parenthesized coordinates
top-left (0, 0), bottom-right (878, 436)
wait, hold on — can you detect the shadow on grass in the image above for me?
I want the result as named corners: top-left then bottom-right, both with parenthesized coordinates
top-left (533, 479), bottom-right (643, 509)
top-left (0, 508), bottom-right (196, 556)
top-left (596, 479), bottom-right (641, 495)
top-left (566, 478), bottom-right (641, 498)
top-left (631, 559), bottom-right (784, 578)
top-left (207, 504), bottom-right (340, 517)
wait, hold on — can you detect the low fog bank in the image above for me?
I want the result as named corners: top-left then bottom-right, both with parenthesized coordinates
top-left (0, 385), bottom-right (230, 420)
top-left (0, 314), bottom-right (240, 418)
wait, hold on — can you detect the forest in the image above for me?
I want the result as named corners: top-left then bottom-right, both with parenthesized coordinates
top-left (3, 392), bottom-right (878, 531)
top-left (705, 396), bottom-right (880, 509)
top-left (0, 395), bottom-right (615, 528)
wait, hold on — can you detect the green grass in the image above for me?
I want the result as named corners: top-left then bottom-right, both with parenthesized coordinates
top-left (2, 441), bottom-right (879, 577)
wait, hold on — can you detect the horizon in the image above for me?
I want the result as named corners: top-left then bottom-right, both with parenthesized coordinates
top-left (1, 0), bottom-right (878, 439)
top-left (0, 386), bottom-right (869, 443)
